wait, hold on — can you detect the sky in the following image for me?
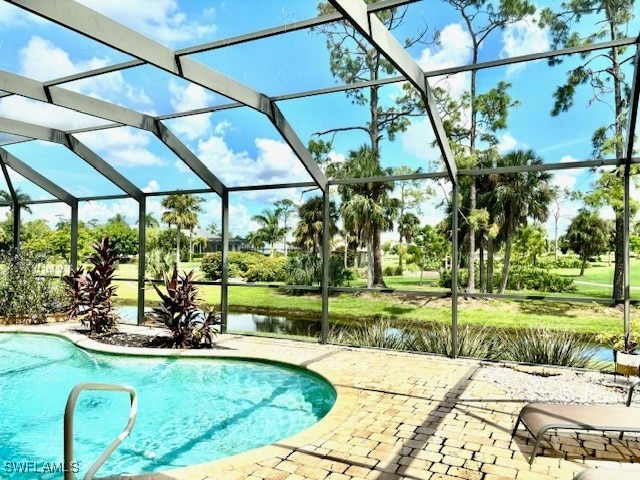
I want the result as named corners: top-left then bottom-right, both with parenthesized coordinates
top-left (0, 0), bottom-right (638, 242)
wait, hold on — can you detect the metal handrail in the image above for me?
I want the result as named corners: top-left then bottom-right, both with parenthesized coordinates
top-left (64, 382), bottom-right (138, 480)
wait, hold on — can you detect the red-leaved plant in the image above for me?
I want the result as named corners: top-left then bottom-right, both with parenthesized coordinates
top-left (149, 265), bottom-right (220, 348)
top-left (63, 236), bottom-right (121, 334)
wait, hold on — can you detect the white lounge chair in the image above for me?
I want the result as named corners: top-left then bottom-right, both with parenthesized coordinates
top-left (512, 379), bottom-right (640, 464)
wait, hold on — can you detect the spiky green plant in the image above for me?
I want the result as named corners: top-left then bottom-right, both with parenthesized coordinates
top-left (408, 324), bottom-right (497, 359)
top-left (327, 318), bottom-right (408, 350)
top-left (501, 327), bottom-right (593, 368)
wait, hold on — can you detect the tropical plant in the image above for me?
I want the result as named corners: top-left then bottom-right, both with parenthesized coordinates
top-left (564, 209), bottom-right (610, 275)
top-left (292, 195), bottom-right (338, 256)
top-left (432, 0), bottom-right (535, 293)
top-left (327, 318), bottom-right (409, 350)
top-left (501, 327), bottom-right (594, 368)
top-left (161, 193), bottom-right (205, 266)
top-left (408, 324), bottom-right (497, 359)
top-left (145, 248), bottom-right (175, 280)
top-left (336, 146), bottom-right (397, 288)
top-left (63, 236), bottom-right (121, 334)
top-left (251, 209), bottom-right (285, 256)
top-left (0, 250), bottom-right (65, 323)
top-left (488, 150), bottom-right (554, 293)
top-left (274, 198), bottom-right (295, 256)
top-left (540, 0), bottom-right (637, 303)
top-left (148, 265), bottom-right (220, 348)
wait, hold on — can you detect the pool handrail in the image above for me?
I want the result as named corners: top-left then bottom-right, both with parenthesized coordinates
top-left (64, 382), bottom-right (138, 480)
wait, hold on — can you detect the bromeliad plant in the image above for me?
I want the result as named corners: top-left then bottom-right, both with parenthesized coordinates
top-left (149, 265), bottom-right (221, 348)
top-left (63, 236), bottom-right (121, 334)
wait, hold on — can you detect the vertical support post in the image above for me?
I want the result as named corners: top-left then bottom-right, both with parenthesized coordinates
top-left (624, 171), bottom-right (630, 338)
top-left (220, 190), bottom-right (229, 333)
top-left (12, 204), bottom-right (20, 251)
top-left (321, 190), bottom-right (330, 344)
top-left (70, 201), bottom-right (79, 270)
top-left (137, 199), bottom-right (146, 326)
top-left (451, 181), bottom-right (459, 358)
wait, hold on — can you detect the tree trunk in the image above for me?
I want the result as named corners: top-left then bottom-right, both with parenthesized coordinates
top-left (175, 227), bottom-right (181, 267)
top-left (372, 228), bottom-right (386, 287)
top-left (498, 230), bottom-right (513, 294)
top-left (479, 240), bottom-right (485, 293)
top-left (367, 244), bottom-right (373, 287)
top-left (487, 237), bottom-right (495, 293)
top-left (467, 178), bottom-right (476, 293)
top-left (580, 255), bottom-right (587, 276)
top-left (613, 212), bottom-right (624, 302)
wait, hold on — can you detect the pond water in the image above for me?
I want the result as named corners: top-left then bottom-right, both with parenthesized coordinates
top-left (117, 307), bottom-right (614, 362)
top-left (117, 306), bottom-right (322, 337)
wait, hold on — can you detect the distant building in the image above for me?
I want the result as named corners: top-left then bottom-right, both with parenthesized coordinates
top-left (207, 236), bottom-right (251, 252)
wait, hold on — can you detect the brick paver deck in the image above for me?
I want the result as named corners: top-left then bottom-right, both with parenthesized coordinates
top-left (3, 323), bottom-right (640, 480)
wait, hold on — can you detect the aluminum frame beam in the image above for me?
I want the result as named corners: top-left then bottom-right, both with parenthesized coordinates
top-left (0, 69), bottom-right (226, 196)
top-left (0, 117), bottom-right (143, 202)
top-left (8, 0), bottom-right (328, 191)
top-left (328, 0), bottom-right (458, 183)
top-left (0, 148), bottom-right (76, 205)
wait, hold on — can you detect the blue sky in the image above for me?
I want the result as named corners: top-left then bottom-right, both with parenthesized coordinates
top-left (0, 0), bottom-right (637, 240)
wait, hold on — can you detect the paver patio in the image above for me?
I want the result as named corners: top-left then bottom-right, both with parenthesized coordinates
top-left (3, 322), bottom-right (640, 480)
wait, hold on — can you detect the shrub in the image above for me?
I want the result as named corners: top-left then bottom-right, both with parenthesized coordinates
top-left (0, 250), bottom-right (66, 323)
top-left (200, 251), bottom-right (265, 280)
top-left (505, 268), bottom-right (576, 293)
top-left (327, 318), bottom-right (409, 350)
top-left (147, 265), bottom-right (220, 348)
top-left (63, 236), bottom-right (121, 334)
top-left (283, 254), bottom-right (353, 289)
top-left (145, 248), bottom-right (174, 280)
top-left (501, 327), bottom-right (593, 368)
top-left (438, 268), bottom-right (469, 289)
top-left (408, 324), bottom-right (497, 359)
top-left (244, 256), bottom-right (287, 282)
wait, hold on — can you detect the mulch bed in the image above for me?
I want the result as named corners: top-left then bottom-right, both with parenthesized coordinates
top-left (82, 330), bottom-right (231, 350)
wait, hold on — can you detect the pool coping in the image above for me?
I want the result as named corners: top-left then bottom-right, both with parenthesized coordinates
top-left (0, 323), bottom-right (357, 480)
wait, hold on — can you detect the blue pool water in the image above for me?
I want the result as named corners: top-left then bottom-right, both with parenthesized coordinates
top-left (0, 333), bottom-right (335, 478)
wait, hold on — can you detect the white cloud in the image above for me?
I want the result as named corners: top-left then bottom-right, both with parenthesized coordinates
top-left (497, 133), bottom-right (518, 154)
top-left (20, 37), bottom-right (153, 110)
top-left (501, 15), bottom-right (550, 76)
top-left (552, 173), bottom-right (577, 191)
top-left (401, 118), bottom-right (440, 162)
top-left (75, 128), bottom-right (168, 167)
top-left (165, 81), bottom-right (216, 140)
top-left (77, 0), bottom-right (217, 46)
top-left (197, 134), bottom-right (309, 185)
top-left (560, 155), bottom-right (580, 163)
top-left (417, 23), bottom-right (472, 98)
top-left (0, 96), bottom-right (107, 130)
top-left (142, 180), bottom-right (160, 193)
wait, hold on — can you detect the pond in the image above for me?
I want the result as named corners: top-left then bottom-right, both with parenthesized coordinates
top-left (117, 307), bottom-right (322, 337)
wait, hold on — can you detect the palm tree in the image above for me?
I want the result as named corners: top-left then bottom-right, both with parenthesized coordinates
top-left (336, 146), bottom-right (395, 288)
top-left (0, 188), bottom-right (32, 249)
top-left (293, 196), bottom-right (338, 256)
top-left (274, 199), bottom-right (295, 256)
top-left (489, 150), bottom-right (554, 294)
top-left (252, 209), bottom-right (284, 256)
top-left (565, 209), bottom-right (609, 276)
top-left (161, 193), bottom-right (204, 266)
top-left (107, 213), bottom-right (127, 225)
top-left (136, 213), bottom-right (160, 229)
top-left (246, 231), bottom-right (265, 253)
top-left (0, 188), bottom-right (32, 215)
top-left (398, 212), bottom-right (420, 271)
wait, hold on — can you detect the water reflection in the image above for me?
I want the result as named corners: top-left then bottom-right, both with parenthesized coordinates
top-left (117, 306), bottom-right (321, 338)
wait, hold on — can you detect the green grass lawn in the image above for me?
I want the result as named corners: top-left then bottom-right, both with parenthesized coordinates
top-left (110, 257), bottom-right (637, 337)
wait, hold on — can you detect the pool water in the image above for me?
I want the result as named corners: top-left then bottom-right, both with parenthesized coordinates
top-left (0, 333), bottom-right (335, 478)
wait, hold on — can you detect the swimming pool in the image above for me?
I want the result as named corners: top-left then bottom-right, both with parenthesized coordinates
top-left (0, 333), bottom-right (336, 478)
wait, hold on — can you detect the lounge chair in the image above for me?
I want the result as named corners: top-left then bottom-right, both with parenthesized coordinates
top-left (574, 468), bottom-right (640, 479)
top-left (512, 379), bottom-right (640, 464)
